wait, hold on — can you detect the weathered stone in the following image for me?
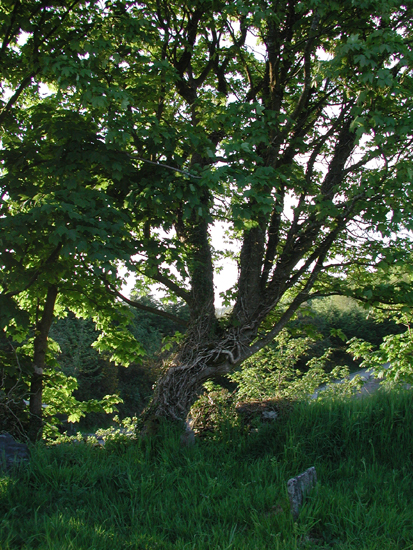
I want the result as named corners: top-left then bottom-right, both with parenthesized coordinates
top-left (0, 432), bottom-right (30, 473)
top-left (180, 421), bottom-right (196, 447)
top-left (236, 399), bottom-right (291, 427)
top-left (262, 410), bottom-right (278, 420)
top-left (287, 466), bottom-right (317, 520)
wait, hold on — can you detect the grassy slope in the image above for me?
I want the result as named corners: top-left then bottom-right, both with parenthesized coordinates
top-left (1, 389), bottom-right (413, 550)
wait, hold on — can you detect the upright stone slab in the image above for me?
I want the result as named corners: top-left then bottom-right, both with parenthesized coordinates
top-left (287, 466), bottom-right (317, 520)
top-left (0, 433), bottom-right (30, 473)
top-left (180, 421), bottom-right (196, 447)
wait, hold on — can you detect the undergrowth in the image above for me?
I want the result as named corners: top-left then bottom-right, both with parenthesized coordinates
top-left (1, 389), bottom-right (413, 549)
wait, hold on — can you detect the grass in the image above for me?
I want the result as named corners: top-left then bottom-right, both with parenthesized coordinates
top-left (1, 389), bottom-right (413, 549)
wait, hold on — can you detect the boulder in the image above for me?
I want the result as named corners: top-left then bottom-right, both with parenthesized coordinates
top-left (0, 432), bottom-right (30, 473)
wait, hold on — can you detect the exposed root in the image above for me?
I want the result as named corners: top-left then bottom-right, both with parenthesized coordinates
top-left (146, 321), bottom-right (254, 422)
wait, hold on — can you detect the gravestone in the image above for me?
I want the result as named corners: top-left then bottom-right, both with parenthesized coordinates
top-left (0, 433), bottom-right (30, 473)
top-left (287, 466), bottom-right (317, 520)
top-left (180, 421), bottom-right (196, 447)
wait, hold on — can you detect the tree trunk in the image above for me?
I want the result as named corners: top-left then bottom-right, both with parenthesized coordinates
top-left (28, 285), bottom-right (58, 442)
top-left (140, 320), bottom-right (258, 432)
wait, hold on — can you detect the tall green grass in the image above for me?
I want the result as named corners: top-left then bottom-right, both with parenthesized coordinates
top-left (1, 389), bottom-right (413, 549)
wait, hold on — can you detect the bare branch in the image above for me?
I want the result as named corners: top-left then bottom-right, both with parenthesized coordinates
top-left (242, 240), bottom-right (333, 362)
top-left (151, 269), bottom-right (192, 304)
top-left (104, 285), bottom-right (188, 327)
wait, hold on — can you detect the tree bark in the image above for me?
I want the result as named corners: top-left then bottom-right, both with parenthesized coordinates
top-left (28, 285), bottom-right (58, 442)
top-left (141, 297), bottom-right (301, 427)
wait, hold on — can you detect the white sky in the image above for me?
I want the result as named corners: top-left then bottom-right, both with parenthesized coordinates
top-left (120, 222), bottom-right (240, 307)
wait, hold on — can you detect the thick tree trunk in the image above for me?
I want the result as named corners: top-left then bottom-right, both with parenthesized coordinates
top-left (140, 320), bottom-right (258, 431)
top-left (28, 285), bottom-right (58, 442)
top-left (141, 358), bottom-right (230, 432)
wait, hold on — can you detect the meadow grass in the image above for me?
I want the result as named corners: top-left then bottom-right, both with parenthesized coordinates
top-left (1, 389), bottom-right (413, 549)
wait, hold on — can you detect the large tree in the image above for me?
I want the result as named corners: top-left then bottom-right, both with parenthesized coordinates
top-left (3, 0), bottom-right (413, 427)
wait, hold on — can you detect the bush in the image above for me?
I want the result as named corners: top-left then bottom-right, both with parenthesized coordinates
top-left (189, 382), bottom-right (240, 439)
top-left (292, 296), bottom-right (404, 372)
top-left (229, 329), bottom-right (363, 404)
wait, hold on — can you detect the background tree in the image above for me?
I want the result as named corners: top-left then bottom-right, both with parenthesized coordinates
top-left (0, 100), bottom-right (146, 440)
top-left (290, 295), bottom-right (405, 371)
top-left (348, 262), bottom-right (413, 384)
top-left (49, 296), bottom-right (189, 424)
top-left (3, 0), bottom-right (413, 430)
top-left (1, 0), bottom-right (109, 440)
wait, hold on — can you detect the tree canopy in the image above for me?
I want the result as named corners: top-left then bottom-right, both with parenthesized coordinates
top-left (1, 0), bottom-right (413, 433)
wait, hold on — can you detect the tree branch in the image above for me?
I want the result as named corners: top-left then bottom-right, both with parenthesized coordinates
top-left (128, 154), bottom-right (202, 179)
top-left (150, 269), bottom-right (192, 304)
top-left (0, 0), bottom-right (83, 127)
top-left (0, 0), bottom-right (21, 55)
top-left (104, 285), bottom-right (188, 328)
top-left (241, 251), bottom-right (329, 363)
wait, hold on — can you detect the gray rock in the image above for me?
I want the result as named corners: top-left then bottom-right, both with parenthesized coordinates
top-left (262, 410), bottom-right (278, 420)
top-left (0, 433), bottom-right (30, 473)
top-left (180, 421), bottom-right (196, 447)
top-left (287, 466), bottom-right (317, 520)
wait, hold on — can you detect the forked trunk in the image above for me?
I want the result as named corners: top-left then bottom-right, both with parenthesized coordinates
top-left (140, 284), bottom-right (313, 434)
top-left (140, 322), bottom-right (256, 432)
